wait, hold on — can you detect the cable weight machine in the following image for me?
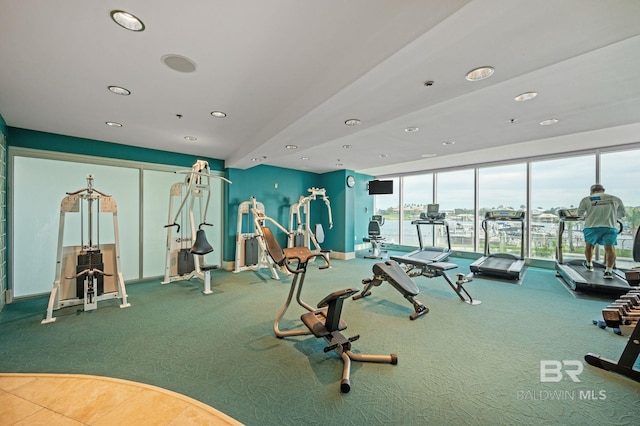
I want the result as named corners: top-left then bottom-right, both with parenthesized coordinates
top-left (163, 160), bottom-right (231, 294)
top-left (42, 175), bottom-right (129, 324)
top-left (234, 197), bottom-right (279, 279)
top-left (288, 187), bottom-right (332, 254)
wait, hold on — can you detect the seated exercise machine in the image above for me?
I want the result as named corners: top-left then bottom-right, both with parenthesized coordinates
top-left (288, 187), bottom-right (332, 255)
top-left (233, 196), bottom-right (279, 279)
top-left (42, 175), bottom-right (130, 324)
top-left (469, 209), bottom-right (526, 280)
top-left (354, 260), bottom-right (429, 320)
top-left (363, 215), bottom-right (387, 259)
top-left (586, 227), bottom-right (640, 382)
top-left (163, 160), bottom-right (231, 294)
top-left (262, 226), bottom-right (397, 393)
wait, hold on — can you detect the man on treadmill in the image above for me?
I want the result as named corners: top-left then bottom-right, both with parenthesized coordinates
top-left (577, 184), bottom-right (625, 279)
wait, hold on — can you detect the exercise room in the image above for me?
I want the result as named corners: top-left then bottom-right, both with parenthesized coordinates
top-left (1, 1), bottom-right (640, 425)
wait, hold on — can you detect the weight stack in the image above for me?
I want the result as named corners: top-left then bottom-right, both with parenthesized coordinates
top-left (76, 250), bottom-right (104, 298)
top-left (245, 237), bottom-right (259, 266)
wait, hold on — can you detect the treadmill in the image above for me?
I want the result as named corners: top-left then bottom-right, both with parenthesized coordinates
top-left (470, 210), bottom-right (526, 280)
top-left (391, 204), bottom-right (451, 265)
top-left (555, 208), bottom-right (632, 295)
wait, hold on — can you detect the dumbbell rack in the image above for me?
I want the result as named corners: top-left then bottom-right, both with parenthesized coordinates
top-left (585, 318), bottom-right (640, 382)
top-left (586, 289), bottom-right (640, 382)
top-left (596, 290), bottom-right (640, 335)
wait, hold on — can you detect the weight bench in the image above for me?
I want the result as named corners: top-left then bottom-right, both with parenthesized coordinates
top-left (391, 254), bottom-right (481, 305)
top-left (354, 260), bottom-right (429, 320)
top-left (261, 226), bottom-right (398, 393)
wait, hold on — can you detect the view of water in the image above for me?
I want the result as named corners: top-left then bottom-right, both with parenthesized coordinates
top-left (377, 219), bottom-right (635, 260)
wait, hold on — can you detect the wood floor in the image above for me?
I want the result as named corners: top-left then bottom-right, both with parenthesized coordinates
top-left (0, 373), bottom-right (242, 425)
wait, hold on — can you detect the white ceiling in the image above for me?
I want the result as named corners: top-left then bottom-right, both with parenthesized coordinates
top-left (2, 0), bottom-right (640, 176)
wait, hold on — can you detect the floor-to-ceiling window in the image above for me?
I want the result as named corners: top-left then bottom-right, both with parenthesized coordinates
top-left (373, 177), bottom-right (400, 244)
top-left (402, 174), bottom-right (433, 246)
top-left (530, 155), bottom-right (595, 260)
top-left (478, 164), bottom-right (527, 256)
top-left (600, 149), bottom-right (640, 268)
top-left (436, 169), bottom-right (475, 251)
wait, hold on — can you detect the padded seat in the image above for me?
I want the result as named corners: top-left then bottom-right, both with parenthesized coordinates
top-left (373, 261), bottom-right (419, 296)
top-left (301, 308), bottom-right (348, 338)
top-left (429, 262), bottom-right (457, 271)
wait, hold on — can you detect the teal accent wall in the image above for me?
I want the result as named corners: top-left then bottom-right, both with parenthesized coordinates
top-left (7, 127), bottom-right (225, 170)
top-left (318, 170), bottom-right (375, 253)
top-left (226, 166), bottom-right (373, 262)
top-left (226, 165), bottom-right (319, 260)
top-left (0, 114), bottom-right (6, 136)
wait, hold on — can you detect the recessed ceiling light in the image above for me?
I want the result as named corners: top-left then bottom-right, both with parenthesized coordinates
top-left (465, 66), bottom-right (494, 81)
top-left (342, 144), bottom-right (352, 149)
top-left (285, 145), bottom-right (298, 149)
top-left (301, 157), bottom-right (309, 160)
top-left (110, 10), bottom-right (145, 32)
top-left (404, 127), bottom-right (419, 133)
top-left (344, 119), bottom-right (361, 126)
top-left (421, 153), bottom-right (437, 158)
top-left (105, 121), bottom-right (122, 127)
top-left (442, 140), bottom-right (455, 145)
top-left (540, 118), bottom-right (559, 126)
top-left (108, 85), bottom-right (131, 96)
top-left (514, 92), bottom-right (537, 102)
top-left (184, 136), bottom-right (197, 141)
top-left (162, 54), bottom-right (197, 73)
top-left (251, 158), bottom-right (262, 162)
top-left (211, 111), bottom-right (227, 118)
top-left (336, 163), bottom-right (344, 167)
top-left (379, 154), bottom-right (388, 158)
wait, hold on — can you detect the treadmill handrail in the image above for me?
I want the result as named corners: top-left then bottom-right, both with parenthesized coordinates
top-left (481, 215), bottom-right (525, 259)
top-left (557, 215), bottom-right (622, 264)
top-left (410, 219), bottom-right (451, 251)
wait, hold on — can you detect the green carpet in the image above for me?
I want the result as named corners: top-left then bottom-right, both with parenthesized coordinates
top-left (1, 254), bottom-right (640, 425)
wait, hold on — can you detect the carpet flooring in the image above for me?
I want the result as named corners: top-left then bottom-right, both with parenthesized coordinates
top-left (1, 253), bottom-right (639, 425)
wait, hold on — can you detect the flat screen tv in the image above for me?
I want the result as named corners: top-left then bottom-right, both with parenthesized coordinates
top-left (368, 180), bottom-right (393, 195)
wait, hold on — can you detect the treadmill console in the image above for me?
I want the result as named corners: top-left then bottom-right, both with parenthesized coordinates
top-left (420, 204), bottom-right (446, 221)
top-left (558, 208), bottom-right (582, 220)
top-left (484, 210), bottom-right (525, 221)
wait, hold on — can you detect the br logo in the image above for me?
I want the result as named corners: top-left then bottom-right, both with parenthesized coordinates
top-left (540, 360), bottom-right (583, 382)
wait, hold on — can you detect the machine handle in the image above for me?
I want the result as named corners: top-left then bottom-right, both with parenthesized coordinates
top-left (164, 222), bottom-right (180, 233)
top-left (66, 268), bottom-right (113, 279)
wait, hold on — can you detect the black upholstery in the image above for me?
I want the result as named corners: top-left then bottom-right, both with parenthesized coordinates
top-left (191, 229), bottom-right (213, 255)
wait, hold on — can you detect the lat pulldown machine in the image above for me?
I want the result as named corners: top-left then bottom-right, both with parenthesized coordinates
top-left (42, 175), bottom-right (129, 324)
top-left (234, 196), bottom-right (279, 279)
top-left (163, 160), bottom-right (231, 294)
top-left (288, 187), bottom-right (332, 253)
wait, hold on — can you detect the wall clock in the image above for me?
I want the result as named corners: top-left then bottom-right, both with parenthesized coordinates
top-left (346, 175), bottom-right (355, 188)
